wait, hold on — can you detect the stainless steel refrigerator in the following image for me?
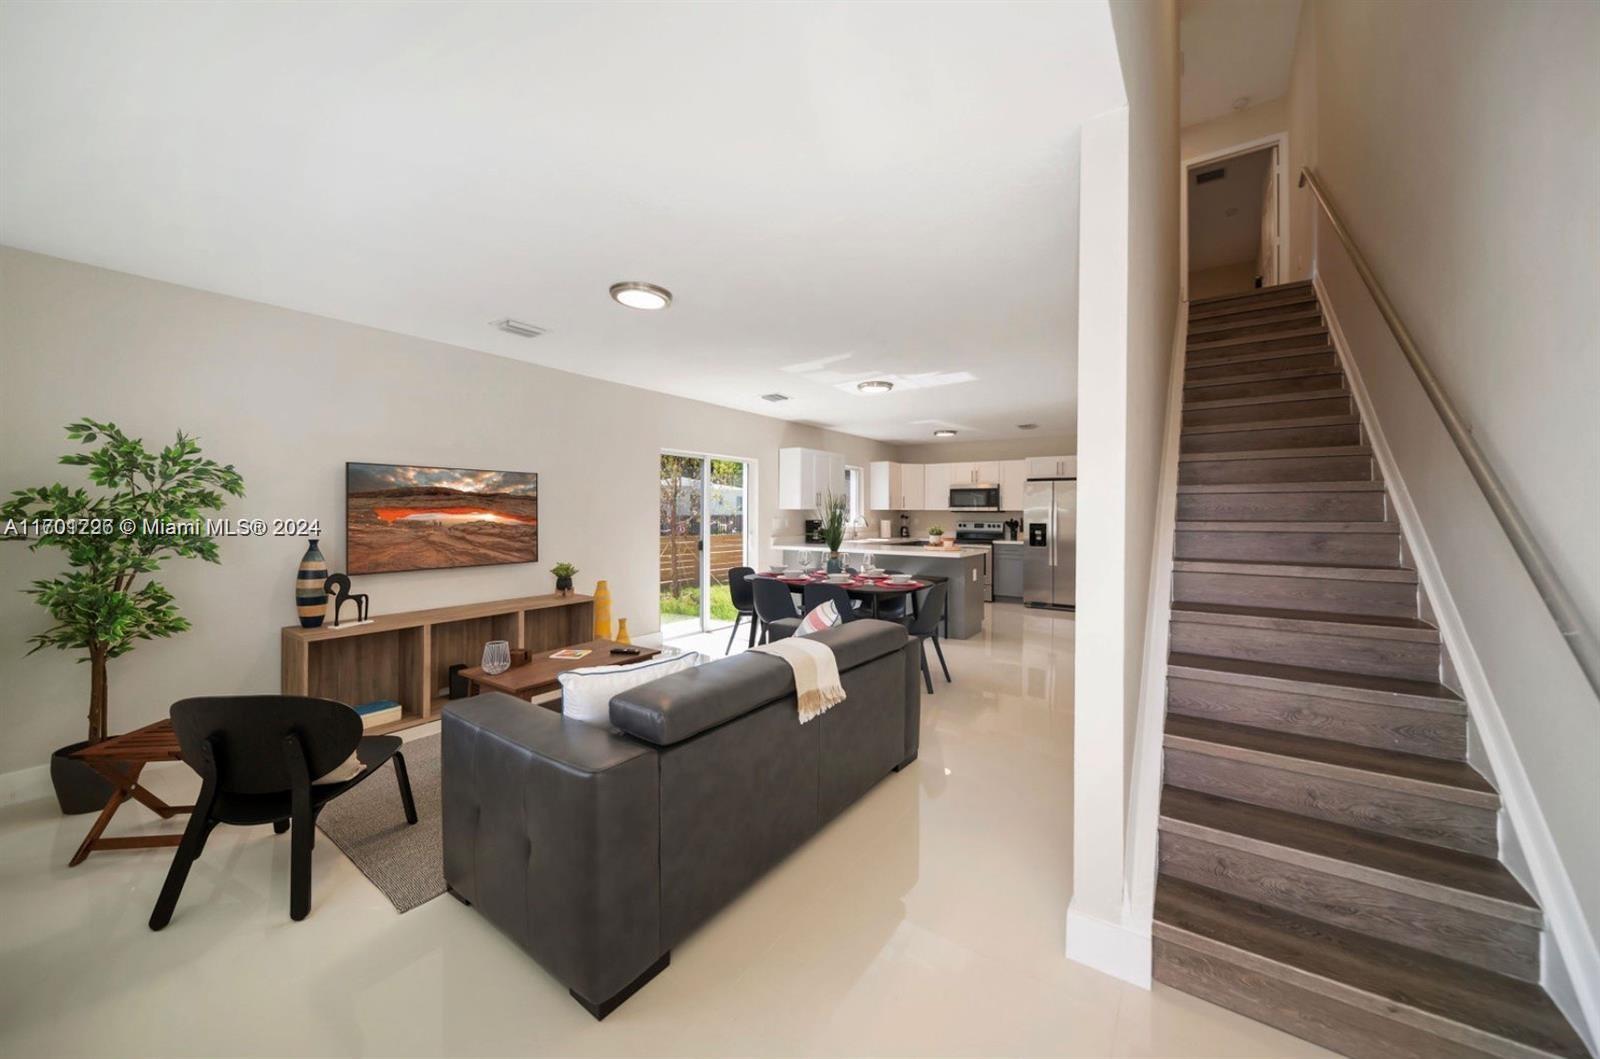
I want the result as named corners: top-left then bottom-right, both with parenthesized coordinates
top-left (1023, 478), bottom-right (1076, 609)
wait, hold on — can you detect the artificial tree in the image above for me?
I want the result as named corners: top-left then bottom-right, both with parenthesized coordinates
top-left (2, 419), bottom-right (244, 745)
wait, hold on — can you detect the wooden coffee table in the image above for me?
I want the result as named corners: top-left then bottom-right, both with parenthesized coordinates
top-left (459, 639), bottom-right (660, 705)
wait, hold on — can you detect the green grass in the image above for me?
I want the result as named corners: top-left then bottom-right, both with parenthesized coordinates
top-left (659, 583), bottom-right (737, 622)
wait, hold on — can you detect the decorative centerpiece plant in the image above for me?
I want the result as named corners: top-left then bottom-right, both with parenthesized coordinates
top-left (817, 490), bottom-right (849, 573)
top-left (551, 561), bottom-right (578, 596)
top-left (2, 419), bottom-right (243, 771)
top-left (927, 523), bottom-right (945, 543)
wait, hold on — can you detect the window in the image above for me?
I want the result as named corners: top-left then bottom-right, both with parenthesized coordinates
top-left (845, 465), bottom-right (864, 525)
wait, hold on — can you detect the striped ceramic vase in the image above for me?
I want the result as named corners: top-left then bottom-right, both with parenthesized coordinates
top-left (295, 539), bottom-right (328, 628)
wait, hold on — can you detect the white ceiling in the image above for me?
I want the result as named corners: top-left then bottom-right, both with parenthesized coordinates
top-left (0, 1), bottom-right (1127, 445)
top-left (1188, 147), bottom-right (1273, 270)
top-left (1179, 0), bottom-right (1302, 126)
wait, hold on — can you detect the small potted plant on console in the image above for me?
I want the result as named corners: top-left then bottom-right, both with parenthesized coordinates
top-left (551, 561), bottom-right (578, 597)
top-left (927, 524), bottom-right (945, 546)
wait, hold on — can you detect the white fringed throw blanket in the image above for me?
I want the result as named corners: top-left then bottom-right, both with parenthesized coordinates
top-left (750, 636), bottom-right (846, 723)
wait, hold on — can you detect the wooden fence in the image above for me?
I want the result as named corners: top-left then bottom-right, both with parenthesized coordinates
top-left (660, 533), bottom-right (747, 590)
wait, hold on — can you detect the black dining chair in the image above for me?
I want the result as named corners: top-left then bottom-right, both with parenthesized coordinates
top-left (752, 577), bottom-right (802, 642)
top-left (149, 695), bottom-right (418, 930)
top-left (904, 581), bottom-right (952, 693)
top-left (801, 582), bottom-right (862, 623)
top-left (726, 566), bottom-right (758, 652)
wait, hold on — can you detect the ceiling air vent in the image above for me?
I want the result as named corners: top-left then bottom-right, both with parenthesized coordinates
top-left (493, 318), bottom-right (546, 338)
top-left (1196, 168), bottom-right (1226, 185)
top-left (761, 393), bottom-right (790, 403)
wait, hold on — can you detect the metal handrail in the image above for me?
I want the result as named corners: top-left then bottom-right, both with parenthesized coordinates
top-left (1299, 166), bottom-right (1600, 698)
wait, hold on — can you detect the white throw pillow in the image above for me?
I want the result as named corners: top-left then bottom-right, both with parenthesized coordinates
top-left (796, 599), bottom-right (842, 637)
top-left (559, 649), bottom-right (705, 728)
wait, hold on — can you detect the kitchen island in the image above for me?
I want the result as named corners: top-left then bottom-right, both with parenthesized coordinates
top-left (773, 539), bottom-right (987, 639)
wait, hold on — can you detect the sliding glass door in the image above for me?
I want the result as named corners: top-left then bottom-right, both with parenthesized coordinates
top-left (659, 452), bottom-right (750, 638)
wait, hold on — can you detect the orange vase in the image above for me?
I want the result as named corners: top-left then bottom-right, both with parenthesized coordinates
top-left (615, 618), bottom-right (631, 645)
top-left (593, 579), bottom-right (613, 640)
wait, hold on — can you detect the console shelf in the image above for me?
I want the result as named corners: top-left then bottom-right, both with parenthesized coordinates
top-left (281, 593), bottom-right (595, 733)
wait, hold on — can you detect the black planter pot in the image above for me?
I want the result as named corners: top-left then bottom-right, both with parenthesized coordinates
top-left (51, 741), bottom-right (117, 815)
top-left (555, 575), bottom-right (574, 595)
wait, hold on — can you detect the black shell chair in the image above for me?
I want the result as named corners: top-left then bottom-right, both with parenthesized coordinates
top-left (726, 567), bottom-right (758, 652)
top-left (752, 576), bottom-right (802, 642)
top-left (904, 581), bottom-right (952, 693)
top-left (801, 582), bottom-right (863, 623)
top-left (149, 695), bottom-right (417, 929)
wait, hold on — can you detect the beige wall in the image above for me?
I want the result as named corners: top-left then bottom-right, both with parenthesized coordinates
top-left (891, 435), bottom-right (1074, 464)
top-left (1179, 95), bottom-right (1287, 161)
top-left (1187, 261), bottom-right (1257, 299)
top-left (0, 247), bottom-right (895, 776)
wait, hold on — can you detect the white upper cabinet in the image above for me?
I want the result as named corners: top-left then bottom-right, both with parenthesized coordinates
top-left (922, 463), bottom-right (953, 509)
top-left (974, 461), bottom-right (1001, 484)
top-left (868, 461), bottom-right (899, 510)
top-left (1000, 459), bottom-right (1028, 510)
top-left (779, 447), bottom-right (846, 509)
top-left (1025, 455), bottom-right (1075, 478)
top-left (901, 463), bottom-right (925, 510)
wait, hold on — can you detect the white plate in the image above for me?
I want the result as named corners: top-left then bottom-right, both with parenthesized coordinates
top-left (783, 568), bottom-right (805, 577)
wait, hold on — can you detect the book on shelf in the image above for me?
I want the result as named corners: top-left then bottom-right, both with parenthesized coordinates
top-left (354, 699), bottom-right (403, 729)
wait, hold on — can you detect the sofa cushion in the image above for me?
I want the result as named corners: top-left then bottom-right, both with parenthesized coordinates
top-left (609, 619), bottom-right (908, 747)
top-left (558, 649), bottom-right (704, 727)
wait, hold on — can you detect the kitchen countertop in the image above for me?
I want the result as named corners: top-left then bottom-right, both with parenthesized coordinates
top-left (773, 540), bottom-right (989, 560)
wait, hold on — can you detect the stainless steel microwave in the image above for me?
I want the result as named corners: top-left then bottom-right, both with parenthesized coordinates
top-left (949, 484), bottom-right (1000, 510)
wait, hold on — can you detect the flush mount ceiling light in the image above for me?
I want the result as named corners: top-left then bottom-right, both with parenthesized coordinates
top-left (856, 379), bottom-right (895, 394)
top-left (609, 282), bottom-right (672, 310)
top-left (933, 429), bottom-right (958, 437)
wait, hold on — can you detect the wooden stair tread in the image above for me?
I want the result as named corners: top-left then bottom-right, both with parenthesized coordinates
top-left (1168, 651), bottom-right (1464, 716)
top-left (1190, 280), bottom-right (1315, 308)
top-left (1177, 479), bottom-right (1383, 493)
top-left (1164, 714), bottom-right (1494, 801)
top-left (1184, 365), bottom-right (1343, 389)
top-left (1159, 789), bottom-right (1538, 919)
top-left (1173, 557), bottom-right (1416, 581)
top-left (1185, 387), bottom-right (1347, 411)
top-left (1181, 413), bottom-right (1360, 436)
top-left (1176, 519), bottom-right (1396, 534)
top-left (1154, 879), bottom-right (1588, 1058)
top-left (1179, 444), bottom-right (1372, 463)
top-left (1190, 326), bottom-right (1331, 353)
top-left (1171, 600), bottom-right (1438, 641)
top-left (1184, 344), bottom-right (1336, 370)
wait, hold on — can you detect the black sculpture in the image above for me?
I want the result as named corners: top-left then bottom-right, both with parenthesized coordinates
top-left (323, 573), bottom-right (370, 628)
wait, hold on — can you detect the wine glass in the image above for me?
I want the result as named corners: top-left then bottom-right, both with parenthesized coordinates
top-left (482, 640), bottom-right (511, 676)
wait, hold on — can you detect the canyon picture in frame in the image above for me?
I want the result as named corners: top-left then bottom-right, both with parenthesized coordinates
top-left (346, 462), bottom-right (539, 575)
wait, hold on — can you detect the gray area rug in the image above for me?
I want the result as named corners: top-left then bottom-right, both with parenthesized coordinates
top-left (317, 734), bottom-right (444, 913)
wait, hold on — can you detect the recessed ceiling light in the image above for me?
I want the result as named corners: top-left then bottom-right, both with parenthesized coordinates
top-left (1017, 423), bottom-right (1038, 430)
top-left (609, 281), bottom-right (672, 310)
top-left (933, 429), bottom-right (958, 437)
top-left (492, 318), bottom-right (546, 338)
top-left (856, 380), bottom-right (895, 394)
top-left (760, 393), bottom-right (789, 403)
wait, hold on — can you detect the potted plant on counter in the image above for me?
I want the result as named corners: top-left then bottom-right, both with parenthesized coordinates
top-left (551, 561), bottom-right (578, 596)
top-left (817, 490), bottom-right (849, 573)
top-left (927, 524), bottom-right (945, 545)
top-left (1, 419), bottom-right (244, 814)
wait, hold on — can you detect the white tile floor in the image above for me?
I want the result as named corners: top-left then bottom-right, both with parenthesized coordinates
top-left (0, 604), bottom-right (1329, 1057)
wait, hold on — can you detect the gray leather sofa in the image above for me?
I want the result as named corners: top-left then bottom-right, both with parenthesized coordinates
top-left (441, 619), bottom-right (920, 1019)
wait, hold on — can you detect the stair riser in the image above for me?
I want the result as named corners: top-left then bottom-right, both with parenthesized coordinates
top-left (1153, 938), bottom-right (1498, 1059)
top-left (1185, 372), bottom-right (1346, 402)
top-left (1189, 314), bottom-right (1324, 343)
top-left (1164, 749), bottom-right (1498, 855)
top-left (1188, 296), bottom-right (1320, 326)
top-left (1166, 676), bottom-right (1467, 759)
top-left (1175, 529), bottom-right (1401, 566)
top-left (1177, 488), bottom-right (1385, 521)
top-left (1184, 395), bottom-right (1352, 427)
top-left (1190, 332), bottom-right (1332, 359)
top-left (1174, 569), bottom-right (1418, 618)
top-left (1182, 422), bottom-right (1362, 454)
top-left (1158, 834), bottom-right (1539, 982)
top-left (1186, 349), bottom-right (1338, 381)
top-left (1170, 621), bottom-right (1441, 682)
top-left (1191, 286), bottom-right (1316, 315)
top-left (1180, 454), bottom-right (1374, 485)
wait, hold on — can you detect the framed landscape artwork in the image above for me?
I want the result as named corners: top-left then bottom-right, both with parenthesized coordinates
top-left (346, 462), bottom-right (539, 575)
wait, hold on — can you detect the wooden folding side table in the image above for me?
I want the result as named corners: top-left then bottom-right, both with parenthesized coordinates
top-left (68, 719), bottom-right (194, 867)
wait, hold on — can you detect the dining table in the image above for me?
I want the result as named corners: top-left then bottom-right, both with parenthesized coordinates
top-left (753, 570), bottom-right (928, 621)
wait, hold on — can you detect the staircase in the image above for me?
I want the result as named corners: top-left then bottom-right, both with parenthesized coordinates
top-left (1152, 280), bottom-right (1591, 1059)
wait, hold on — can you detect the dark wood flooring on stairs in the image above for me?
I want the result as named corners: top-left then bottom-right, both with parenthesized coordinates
top-left (1153, 283), bottom-right (1592, 1058)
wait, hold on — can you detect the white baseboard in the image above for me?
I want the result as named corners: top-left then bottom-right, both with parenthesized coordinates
top-left (0, 763), bottom-right (52, 807)
top-left (1066, 903), bottom-right (1152, 988)
top-left (1317, 272), bottom-right (1600, 1053)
